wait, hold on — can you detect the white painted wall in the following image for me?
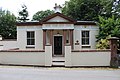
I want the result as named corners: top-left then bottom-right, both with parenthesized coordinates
top-left (42, 24), bottom-right (74, 29)
top-left (74, 25), bottom-right (99, 50)
top-left (65, 46), bottom-right (111, 67)
top-left (35, 29), bottom-right (43, 50)
top-left (17, 26), bottom-right (26, 49)
top-left (17, 24), bottom-right (98, 50)
top-left (0, 46), bottom-right (52, 66)
top-left (65, 46), bottom-right (72, 67)
top-left (47, 16), bottom-right (69, 22)
top-left (45, 45), bottom-right (52, 66)
top-left (17, 26), bottom-right (43, 50)
top-left (71, 51), bottom-right (111, 66)
top-left (0, 51), bottom-right (45, 66)
top-left (0, 45), bottom-right (3, 50)
top-left (0, 40), bottom-right (17, 50)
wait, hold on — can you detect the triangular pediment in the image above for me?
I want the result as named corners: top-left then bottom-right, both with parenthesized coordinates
top-left (47, 16), bottom-right (69, 22)
top-left (41, 12), bottom-right (75, 23)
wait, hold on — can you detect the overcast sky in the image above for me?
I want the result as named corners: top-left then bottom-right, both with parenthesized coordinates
top-left (0, 0), bottom-right (69, 19)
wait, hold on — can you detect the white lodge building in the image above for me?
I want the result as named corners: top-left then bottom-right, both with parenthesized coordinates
top-left (0, 5), bottom-right (111, 67)
top-left (17, 12), bottom-right (98, 52)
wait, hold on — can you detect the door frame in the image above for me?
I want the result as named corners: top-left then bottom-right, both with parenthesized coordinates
top-left (53, 35), bottom-right (63, 57)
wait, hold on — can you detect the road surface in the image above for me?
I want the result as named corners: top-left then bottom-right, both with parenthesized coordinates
top-left (0, 66), bottom-right (120, 80)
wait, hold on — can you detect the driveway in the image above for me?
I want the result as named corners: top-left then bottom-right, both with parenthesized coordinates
top-left (0, 66), bottom-right (120, 80)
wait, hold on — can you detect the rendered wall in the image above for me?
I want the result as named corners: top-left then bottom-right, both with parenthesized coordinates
top-left (17, 26), bottom-right (43, 50)
top-left (65, 46), bottom-right (111, 67)
top-left (71, 51), bottom-right (111, 66)
top-left (0, 51), bottom-right (45, 66)
top-left (0, 40), bottom-right (17, 50)
top-left (47, 16), bottom-right (69, 22)
top-left (0, 46), bottom-right (52, 66)
top-left (0, 45), bottom-right (3, 50)
top-left (74, 25), bottom-right (99, 50)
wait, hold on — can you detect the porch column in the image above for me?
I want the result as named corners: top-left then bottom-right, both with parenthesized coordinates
top-left (50, 30), bottom-right (53, 45)
top-left (70, 29), bottom-right (74, 49)
top-left (43, 30), bottom-right (46, 49)
top-left (63, 30), bottom-right (67, 45)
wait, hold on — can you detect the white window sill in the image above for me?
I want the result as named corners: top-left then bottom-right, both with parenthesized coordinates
top-left (26, 45), bottom-right (35, 48)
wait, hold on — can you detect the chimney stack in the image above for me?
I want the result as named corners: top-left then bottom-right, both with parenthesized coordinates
top-left (54, 3), bottom-right (62, 13)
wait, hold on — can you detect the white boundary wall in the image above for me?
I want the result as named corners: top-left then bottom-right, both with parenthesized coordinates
top-left (0, 45), bottom-right (3, 50)
top-left (65, 46), bottom-right (111, 67)
top-left (0, 45), bottom-right (111, 67)
top-left (0, 40), bottom-right (17, 50)
top-left (0, 51), bottom-right (45, 66)
top-left (0, 46), bottom-right (52, 66)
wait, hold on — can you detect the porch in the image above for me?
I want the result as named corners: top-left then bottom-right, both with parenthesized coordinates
top-left (43, 29), bottom-right (74, 57)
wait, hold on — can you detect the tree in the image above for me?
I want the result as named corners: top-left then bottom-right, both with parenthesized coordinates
top-left (32, 10), bottom-right (54, 21)
top-left (96, 15), bottom-right (120, 49)
top-left (112, 0), bottom-right (120, 18)
top-left (62, 0), bottom-right (120, 21)
top-left (96, 0), bottom-right (120, 49)
top-left (62, 0), bottom-right (104, 21)
top-left (101, 0), bottom-right (120, 18)
top-left (0, 9), bottom-right (16, 39)
top-left (18, 4), bottom-right (29, 22)
top-left (97, 15), bottom-right (120, 41)
top-left (100, 0), bottom-right (114, 18)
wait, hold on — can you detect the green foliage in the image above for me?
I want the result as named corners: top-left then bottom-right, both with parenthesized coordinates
top-left (32, 10), bottom-right (54, 21)
top-left (62, 0), bottom-right (120, 21)
top-left (100, 0), bottom-right (120, 18)
top-left (96, 0), bottom-right (120, 49)
top-left (100, 0), bottom-right (114, 17)
top-left (18, 4), bottom-right (29, 22)
top-left (96, 38), bottom-right (110, 49)
top-left (62, 0), bottom-right (104, 21)
top-left (97, 15), bottom-right (120, 41)
top-left (112, 0), bottom-right (120, 18)
top-left (0, 9), bottom-right (16, 39)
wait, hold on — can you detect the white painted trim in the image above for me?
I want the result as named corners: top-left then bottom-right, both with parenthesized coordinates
top-left (26, 45), bottom-right (35, 47)
top-left (42, 24), bottom-right (74, 30)
top-left (81, 30), bottom-right (91, 48)
top-left (26, 31), bottom-right (36, 47)
top-left (74, 25), bottom-right (99, 30)
top-left (17, 26), bottom-right (42, 31)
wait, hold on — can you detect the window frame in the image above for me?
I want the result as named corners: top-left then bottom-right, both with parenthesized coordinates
top-left (26, 31), bottom-right (35, 46)
top-left (81, 30), bottom-right (90, 46)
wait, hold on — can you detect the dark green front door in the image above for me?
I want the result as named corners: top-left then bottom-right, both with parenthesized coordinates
top-left (54, 36), bottom-right (62, 55)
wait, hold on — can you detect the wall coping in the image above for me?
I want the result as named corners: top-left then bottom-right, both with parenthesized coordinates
top-left (0, 50), bottom-right (45, 52)
top-left (108, 37), bottom-right (119, 40)
top-left (72, 49), bottom-right (111, 52)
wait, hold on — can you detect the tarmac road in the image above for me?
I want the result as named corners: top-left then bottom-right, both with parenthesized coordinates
top-left (0, 66), bottom-right (120, 80)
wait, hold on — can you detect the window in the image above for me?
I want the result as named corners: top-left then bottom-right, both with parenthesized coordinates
top-left (27, 31), bottom-right (35, 45)
top-left (82, 31), bottom-right (89, 45)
